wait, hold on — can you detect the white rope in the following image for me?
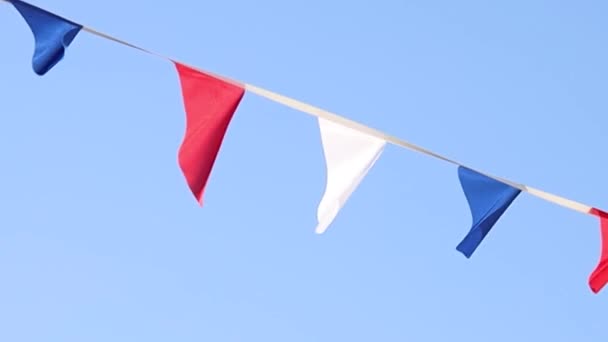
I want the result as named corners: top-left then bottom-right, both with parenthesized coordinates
top-left (2, 0), bottom-right (596, 215)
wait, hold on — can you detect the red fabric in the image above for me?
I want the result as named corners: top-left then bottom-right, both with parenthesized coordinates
top-left (174, 63), bottom-right (245, 205)
top-left (589, 208), bottom-right (608, 293)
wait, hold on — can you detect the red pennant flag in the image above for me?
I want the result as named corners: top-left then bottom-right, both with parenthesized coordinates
top-left (174, 63), bottom-right (245, 205)
top-left (589, 208), bottom-right (608, 293)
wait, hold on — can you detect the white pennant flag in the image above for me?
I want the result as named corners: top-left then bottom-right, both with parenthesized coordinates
top-left (316, 117), bottom-right (387, 234)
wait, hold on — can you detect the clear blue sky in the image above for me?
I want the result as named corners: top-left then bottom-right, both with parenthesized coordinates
top-left (1, 0), bottom-right (607, 340)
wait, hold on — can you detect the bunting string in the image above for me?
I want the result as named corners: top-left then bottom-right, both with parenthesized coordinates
top-left (0, 0), bottom-right (594, 215)
top-left (2, 0), bottom-right (607, 293)
top-left (90, 14), bottom-right (595, 214)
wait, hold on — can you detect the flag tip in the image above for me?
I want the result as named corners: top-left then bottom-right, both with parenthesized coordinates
top-left (456, 245), bottom-right (473, 259)
top-left (315, 222), bottom-right (329, 234)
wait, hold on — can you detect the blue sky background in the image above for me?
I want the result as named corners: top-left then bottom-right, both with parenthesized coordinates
top-left (1, 0), bottom-right (607, 340)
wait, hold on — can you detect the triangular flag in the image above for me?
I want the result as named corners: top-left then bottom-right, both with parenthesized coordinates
top-left (10, 0), bottom-right (82, 75)
top-left (589, 208), bottom-right (608, 293)
top-left (316, 118), bottom-right (386, 234)
top-left (456, 166), bottom-right (521, 257)
top-left (174, 63), bottom-right (245, 205)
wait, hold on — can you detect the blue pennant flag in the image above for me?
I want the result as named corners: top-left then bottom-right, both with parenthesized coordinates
top-left (456, 166), bottom-right (521, 258)
top-left (10, 0), bottom-right (82, 75)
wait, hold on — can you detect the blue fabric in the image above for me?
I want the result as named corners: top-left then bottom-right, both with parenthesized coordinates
top-left (456, 166), bottom-right (521, 258)
top-left (10, 0), bottom-right (82, 75)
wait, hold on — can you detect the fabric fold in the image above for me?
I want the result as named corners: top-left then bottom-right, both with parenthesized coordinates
top-left (589, 208), bottom-right (608, 294)
top-left (174, 63), bottom-right (245, 205)
top-left (316, 118), bottom-right (386, 234)
top-left (456, 166), bottom-right (521, 257)
top-left (10, 0), bottom-right (82, 75)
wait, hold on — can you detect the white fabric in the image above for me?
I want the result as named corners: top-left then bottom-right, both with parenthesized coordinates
top-left (315, 118), bottom-right (387, 234)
